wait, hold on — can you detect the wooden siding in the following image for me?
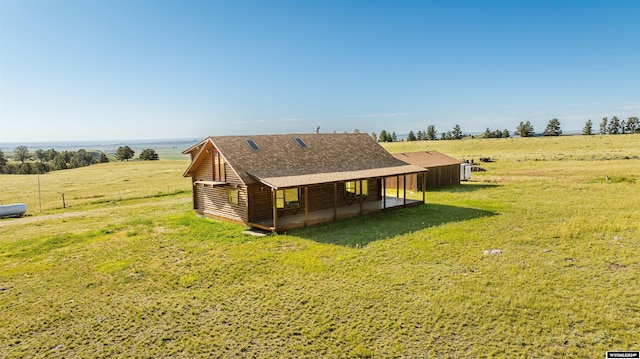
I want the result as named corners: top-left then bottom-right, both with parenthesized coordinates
top-left (426, 164), bottom-right (460, 189)
top-left (386, 173), bottom-right (421, 191)
top-left (248, 184), bottom-right (273, 222)
top-left (194, 185), bottom-right (248, 224)
top-left (249, 178), bottom-right (383, 222)
top-left (191, 151), bottom-right (248, 224)
top-left (192, 152), bottom-right (242, 185)
top-left (193, 158), bottom-right (213, 182)
top-left (386, 165), bottom-right (459, 190)
top-left (223, 163), bottom-right (242, 185)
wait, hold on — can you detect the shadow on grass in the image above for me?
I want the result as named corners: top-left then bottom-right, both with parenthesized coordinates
top-left (288, 203), bottom-right (496, 247)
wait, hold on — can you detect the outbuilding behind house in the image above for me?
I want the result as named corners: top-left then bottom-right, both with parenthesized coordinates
top-left (386, 151), bottom-right (462, 191)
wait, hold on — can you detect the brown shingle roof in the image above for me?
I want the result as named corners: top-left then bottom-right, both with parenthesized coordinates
top-left (250, 164), bottom-right (425, 188)
top-left (185, 133), bottom-right (427, 189)
top-left (392, 151), bottom-right (461, 168)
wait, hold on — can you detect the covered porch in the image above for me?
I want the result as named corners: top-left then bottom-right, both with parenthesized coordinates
top-left (248, 170), bottom-right (427, 232)
top-left (250, 195), bottom-right (423, 231)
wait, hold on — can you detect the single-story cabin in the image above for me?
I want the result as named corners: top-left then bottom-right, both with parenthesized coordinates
top-left (182, 133), bottom-right (429, 231)
top-left (386, 151), bottom-right (462, 191)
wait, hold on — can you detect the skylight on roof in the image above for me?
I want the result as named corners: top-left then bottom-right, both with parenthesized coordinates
top-left (293, 137), bottom-right (307, 148)
top-left (245, 139), bottom-right (260, 150)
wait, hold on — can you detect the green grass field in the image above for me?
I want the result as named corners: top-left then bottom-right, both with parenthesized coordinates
top-left (1, 135), bottom-right (639, 357)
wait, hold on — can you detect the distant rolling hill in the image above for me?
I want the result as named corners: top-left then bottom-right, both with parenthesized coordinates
top-left (0, 139), bottom-right (198, 161)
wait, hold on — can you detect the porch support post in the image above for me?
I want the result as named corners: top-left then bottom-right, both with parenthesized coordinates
top-left (304, 186), bottom-right (309, 227)
top-left (383, 177), bottom-right (387, 209)
top-left (403, 174), bottom-right (407, 206)
top-left (333, 182), bottom-right (338, 221)
top-left (271, 187), bottom-right (277, 231)
top-left (422, 172), bottom-right (426, 203)
top-left (359, 180), bottom-right (363, 214)
top-left (396, 175), bottom-right (400, 198)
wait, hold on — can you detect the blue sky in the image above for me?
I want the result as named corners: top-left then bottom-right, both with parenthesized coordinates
top-left (1, 0), bottom-right (639, 142)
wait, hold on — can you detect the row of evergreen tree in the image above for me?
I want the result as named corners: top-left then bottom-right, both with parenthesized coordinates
top-left (370, 116), bottom-right (639, 142)
top-left (0, 147), bottom-right (107, 174)
top-left (0, 146), bottom-right (159, 175)
top-left (588, 116), bottom-right (640, 135)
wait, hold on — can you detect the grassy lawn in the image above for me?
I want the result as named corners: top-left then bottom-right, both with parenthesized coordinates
top-left (1, 135), bottom-right (638, 357)
top-left (0, 160), bottom-right (192, 213)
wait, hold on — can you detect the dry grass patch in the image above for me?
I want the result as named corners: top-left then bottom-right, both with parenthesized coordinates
top-left (0, 160), bottom-right (190, 214)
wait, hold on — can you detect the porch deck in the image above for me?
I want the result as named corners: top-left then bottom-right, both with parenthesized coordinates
top-left (250, 196), bottom-right (423, 232)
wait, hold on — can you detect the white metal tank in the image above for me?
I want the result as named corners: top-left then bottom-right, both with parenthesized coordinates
top-left (460, 163), bottom-right (471, 181)
top-left (0, 203), bottom-right (28, 218)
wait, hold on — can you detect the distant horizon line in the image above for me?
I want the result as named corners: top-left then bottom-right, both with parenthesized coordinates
top-left (0, 129), bottom-right (594, 147)
top-left (0, 137), bottom-right (201, 146)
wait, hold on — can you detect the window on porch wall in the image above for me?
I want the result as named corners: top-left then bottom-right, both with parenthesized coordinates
top-left (276, 188), bottom-right (300, 208)
top-left (212, 151), bottom-right (225, 182)
top-left (345, 180), bottom-right (367, 197)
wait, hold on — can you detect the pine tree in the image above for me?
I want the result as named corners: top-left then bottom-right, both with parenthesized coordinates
top-left (608, 116), bottom-right (620, 134)
top-left (140, 149), bottom-right (159, 161)
top-left (52, 155), bottom-right (67, 170)
top-left (626, 117), bottom-right (639, 134)
top-left (483, 128), bottom-right (492, 138)
top-left (99, 152), bottom-right (109, 163)
top-left (116, 146), bottom-right (135, 161)
top-left (71, 149), bottom-right (95, 167)
top-left (452, 124), bottom-right (463, 139)
top-left (582, 119), bottom-right (593, 135)
top-left (515, 121), bottom-right (534, 137)
top-left (18, 162), bottom-right (34, 174)
top-left (543, 118), bottom-right (562, 136)
top-left (46, 148), bottom-right (59, 161)
top-left (599, 117), bottom-right (608, 134)
top-left (406, 131), bottom-right (417, 141)
top-left (0, 149), bottom-right (6, 173)
top-left (426, 125), bottom-right (437, 140)
top-left (34, 149), bottom-right (47, 162)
